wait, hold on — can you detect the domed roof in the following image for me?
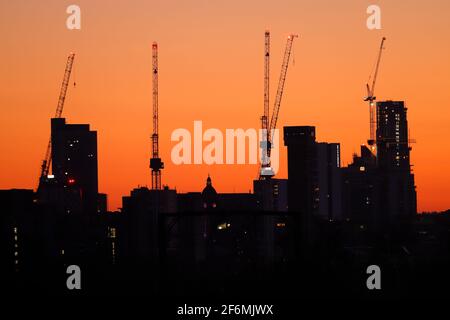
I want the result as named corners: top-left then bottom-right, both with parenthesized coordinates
top-left (202, 175), bottom-right (217, 208)
top-left (202, 174), bottom-right (217, 197)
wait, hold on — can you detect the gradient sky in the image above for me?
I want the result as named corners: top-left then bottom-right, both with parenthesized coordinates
top-left (1, 0), bottom-right (449, 212)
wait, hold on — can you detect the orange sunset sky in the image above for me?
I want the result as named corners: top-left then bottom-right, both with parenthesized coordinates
top-left (1, 0), bottom-right (449, 212)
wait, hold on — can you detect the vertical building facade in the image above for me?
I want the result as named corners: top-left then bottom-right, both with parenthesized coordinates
top-left (253, 178), bottom-right (288, 212)
top-left (341, 145), bottom-right (380, 226)
top-left (283, 126), bottom-right (318, 255)
top-left (283, 126), bottom-right (318, 215)
top-left (376, 101), bottom-right (417, 219)
top-left (51, 118), bottom-right (99, 216)
top-left (316, 142), bottom-right (342, 221)
top-left (376, 101), bottom-right (411, 170)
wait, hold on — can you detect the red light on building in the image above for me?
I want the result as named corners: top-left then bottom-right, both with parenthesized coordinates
top-left (68, 178), bottom-right (76, 185)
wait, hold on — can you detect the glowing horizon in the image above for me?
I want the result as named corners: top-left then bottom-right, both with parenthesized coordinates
top-left (1, 0), bottom-right (450, 212)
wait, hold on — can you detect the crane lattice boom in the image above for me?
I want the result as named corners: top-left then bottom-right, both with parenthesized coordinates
top-left (260, 33), bottom-right (298, 178)
top-left (364, 37), bottom-right (386, 146)
top-left (268, 34), bottom-right (298, 157)
top-left (38, 53), bottom-right (75, 188)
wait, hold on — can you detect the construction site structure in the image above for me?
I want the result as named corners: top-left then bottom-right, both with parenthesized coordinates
top-left (150, 42), bottom-right (164, 190)
top-left (261, 31), bottom-right (270, 149)
top-left (364, 37), bottom-right (386, 149)
top-left (37, 53), bottom-right (75, 191)
top-left (260, 30), bottom-right (270, 162)
top-left (260, 33), bottom-right (298, 179)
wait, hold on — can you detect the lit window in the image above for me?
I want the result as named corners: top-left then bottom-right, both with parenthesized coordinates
top-left (109, 227), bottom-right (117, 239)
top-left (217, 222), bottom-right (230, 230)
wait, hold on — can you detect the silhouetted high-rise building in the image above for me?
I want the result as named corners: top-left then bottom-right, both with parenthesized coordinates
top-left (51, 118), bottom-right (99, 216)
top-left (376, 101), bottom-right (411, 170)
top-left (316, 142), bottom-right (342, 221)
top-left (283, 126), bottom-right (318, 256)
top-left (342, 145), bottom-right (381, 225)
top-left (283, 126), bottom-right (317, 215)
top-left (376, 101), bottom-right (417, 218)
top-left (342, 101), bottom-right (417, 228)
top-left (283, 127), bottom-right (343, 221)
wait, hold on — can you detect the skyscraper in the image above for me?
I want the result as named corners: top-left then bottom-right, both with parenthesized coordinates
top-left (375, 101), bottom-right (417, 219)
top-left (283, 126), bottom-right (318, 215)
top-left (316, 142), bottom-right (342, 221)
top-left (283, 126), bottom-right (344, 221)
top-left (283, 126), bottom-right (318, 256)
top-left (341, 101), bottom-right (417, 227)
top-left (376, 101), bottom-right (411, 170)
top-left (51, 118), bottom-right (99, 216)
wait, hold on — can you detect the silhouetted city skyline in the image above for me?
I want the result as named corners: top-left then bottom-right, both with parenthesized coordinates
top-left (2, 2), bottom-right (450, 214)
top-left (2, 1), bottom-right (450, 302)
top-left (3, 97), bottom-right (448, 297)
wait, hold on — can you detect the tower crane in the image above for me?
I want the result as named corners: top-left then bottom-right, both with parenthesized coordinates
top-left (150, 42), bottom-right (164, 190)
top-left (37, 53), bottom-right (75, 190)
top-left (260, 34), bottom-right (298, 178)
top-left (260, 30), bottom-right (270, 174)
top-left (364, 37), bottom-right (386, 148)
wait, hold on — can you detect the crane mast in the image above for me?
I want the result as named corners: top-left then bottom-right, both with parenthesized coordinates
top-left (263, 31), bottom-right (270, 138)
top-left (38, 53), bottom-right (75, 189)
top-left (260, 31), bottom-right (271, 175)
top-left (260, 34), bottom-right (298, 178)
top-left (364, 37), bottom-right (386, 147)
top-left (150, 42), bottom-right (164, 190)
